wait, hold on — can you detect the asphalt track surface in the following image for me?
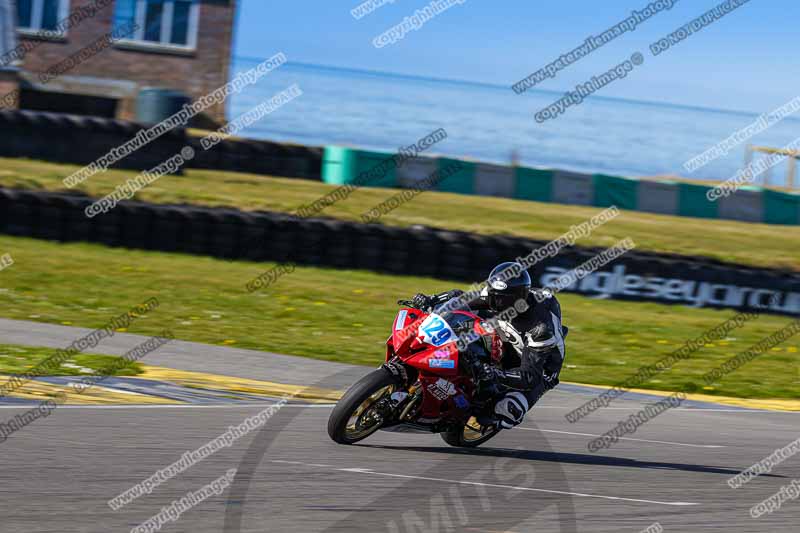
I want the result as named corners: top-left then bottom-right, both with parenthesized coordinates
top-left (2, 320), bottom-right (799, 532)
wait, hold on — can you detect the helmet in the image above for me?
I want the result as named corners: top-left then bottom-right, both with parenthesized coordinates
top-left (486, 262), bottom-right (531, 311)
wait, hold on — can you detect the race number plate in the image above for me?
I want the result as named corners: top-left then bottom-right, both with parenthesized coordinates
top-left (417, 313), bottom-right (456, 347)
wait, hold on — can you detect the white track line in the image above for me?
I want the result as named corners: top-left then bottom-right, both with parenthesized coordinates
top-left (0, 403), bottom-right (793, 414)
top-left (0, 403), bottom-right (336, 409)
top-left (517, 428), bottom-right (726, 448)
top-left (536, 406), bottom-right (785, 413)
top-left (271, 460), bottom-right (698, 506)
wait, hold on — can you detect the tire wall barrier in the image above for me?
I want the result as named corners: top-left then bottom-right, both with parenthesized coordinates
top-left (188, 136), bottom-right (321, 180)
top-left (0, 108), bottom-right (796, 222)
top-left (0, 110), bottom-right (188, 173)
top-left (322, 148), bottom-right (800, 226)
top-left (0, 110), bottom-right (322, 180)
top-left (1, 187), bottom-right (798, 317)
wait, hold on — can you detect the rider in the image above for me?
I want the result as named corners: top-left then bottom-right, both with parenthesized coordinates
top-left (408, 262), bottom-right (567, 430)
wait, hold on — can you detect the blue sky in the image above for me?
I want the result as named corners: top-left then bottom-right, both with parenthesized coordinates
top-left (234, 0), bottom-right (799, 114)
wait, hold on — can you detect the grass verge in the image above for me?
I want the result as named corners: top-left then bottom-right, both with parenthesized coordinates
top-left (0, 157), bottom-right (797, 270)
top-left (0, 234), bottom-right (797, 399)
top-left (0, 343), bottom-right (143, 377)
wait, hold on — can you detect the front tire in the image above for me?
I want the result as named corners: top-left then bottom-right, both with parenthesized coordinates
top-left (328, 369), bottom-right (397, 445)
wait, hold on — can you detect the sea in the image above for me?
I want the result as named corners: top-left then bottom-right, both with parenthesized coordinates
top-left (228, 56), bottom-right (800, 187)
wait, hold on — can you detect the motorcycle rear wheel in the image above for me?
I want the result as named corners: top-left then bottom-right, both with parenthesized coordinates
top-left (328, 369), bottom-right (397, 445)
top-left (441, 417), bottom-right (500, 448)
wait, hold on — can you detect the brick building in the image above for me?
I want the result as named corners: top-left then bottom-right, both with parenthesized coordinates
top-left (1, 0), bottom-right (237, 127)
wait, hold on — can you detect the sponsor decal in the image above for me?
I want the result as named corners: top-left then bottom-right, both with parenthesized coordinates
top-left (433, 349), bottom-right (451, 359)
top-left (429, 359), bottom-right (455, 369)
top-left (427, 378), bottom-right (457, 400)
top-left (394, 309), bottom-right (408, 330)
top-left (540, 264), bottom-right (800, 315)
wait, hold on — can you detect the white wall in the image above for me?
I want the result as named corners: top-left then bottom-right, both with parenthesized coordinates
top-left (0, 0), bottom-right (17, 65)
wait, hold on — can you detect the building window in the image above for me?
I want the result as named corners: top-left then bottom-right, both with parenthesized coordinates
top-left (114, 0), bottom-right (199, 51)
top-left (16, 0), bottom-right (70, 35)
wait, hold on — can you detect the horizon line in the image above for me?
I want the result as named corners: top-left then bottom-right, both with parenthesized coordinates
top-left (233, 55), bottom-right (782, 121)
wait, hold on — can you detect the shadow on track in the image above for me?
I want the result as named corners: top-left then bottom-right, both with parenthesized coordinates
top-left (355, 443), bottom-right (789, 479)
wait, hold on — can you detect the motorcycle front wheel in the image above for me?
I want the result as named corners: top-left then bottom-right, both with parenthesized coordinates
top-left (327, 369), bottom-right (397, 444)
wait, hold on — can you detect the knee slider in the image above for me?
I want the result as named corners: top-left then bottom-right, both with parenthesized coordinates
top-left (495, 392), bottom-right (529, 428)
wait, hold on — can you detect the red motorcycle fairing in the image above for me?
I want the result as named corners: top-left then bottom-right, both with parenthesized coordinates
top-left (383, 307), bottom-right (501, 425)
top-left (416, 373), bottom-right (474, 420)
top-left (387, 308), bottom-right (460, 376)
top-left (388, 308), bottom-right (502, 366)
top-left (406, 341), bottom-right (459, 376)
top-left (488, 326), bottom-right (503, 364)
top-left (387, 307), bottom-right (426, 359)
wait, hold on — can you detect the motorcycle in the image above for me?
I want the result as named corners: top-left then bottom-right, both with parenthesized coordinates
top-left (327, 297), bottom-right (507, 448)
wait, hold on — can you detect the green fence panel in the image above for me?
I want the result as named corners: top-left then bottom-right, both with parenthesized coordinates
top-left (354, 149), bottom-right (398, 189)
top-left (436, 157), bottom-right (475, 195)
top-left (321, 146), bottom-right (355, 185)
top-left (593, 174), bottom-right (638, 210)
top-left (321, 148), bottom-right (798, 225)
top-left (321, 146), bottom-right (397, 188)
top-left (763, 190), bottom-right (800, 225)
top-left (514, 167), bottom-right (553, 202)
top-left (678, 183), bottom-right (719, 219)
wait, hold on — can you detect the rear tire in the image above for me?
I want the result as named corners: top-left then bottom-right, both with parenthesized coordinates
top-left (441, 420), bottom-right (500, 448)
top-left (328, 369), bottom-right (397, 445)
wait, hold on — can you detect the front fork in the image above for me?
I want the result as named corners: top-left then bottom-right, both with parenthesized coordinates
top-left (380, 360), bottom-right (421, 422)
top-left (381, 358), bottom-right (498, 431)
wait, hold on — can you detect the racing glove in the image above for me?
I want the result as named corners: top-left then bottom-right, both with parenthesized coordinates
top-left (411, 293), bottom-right (434, 311)
top-left (410, 290), bottom-right (466, 312)
top-left (475, 363), bottom-right (508, 398)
